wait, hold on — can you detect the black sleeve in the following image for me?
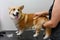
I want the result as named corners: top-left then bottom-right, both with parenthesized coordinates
top-left (49, 0), bottom-right (55, 19)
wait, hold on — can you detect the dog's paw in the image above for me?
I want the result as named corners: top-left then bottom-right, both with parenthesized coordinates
top-left (43, 35), bottom-right (49, 39)
top-left (33, 34), bottom-right (38, 37)
top-left (17, 31), bottom-right (23, 35)
top-left (15, 31), bottom-right (19, 33)
top-left (41, 28), bottom-right (44, 31)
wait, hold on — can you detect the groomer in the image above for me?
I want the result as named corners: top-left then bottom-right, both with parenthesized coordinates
top-left (35, 0), bottom-right (60, 40)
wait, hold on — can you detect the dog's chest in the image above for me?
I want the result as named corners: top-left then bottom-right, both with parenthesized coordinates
top-left (13, 20), bottom-right (19, 27)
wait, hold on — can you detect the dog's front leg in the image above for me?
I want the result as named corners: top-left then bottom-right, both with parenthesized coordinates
top-left (15, 30), bottom-right (19, 33)
top-left (15, 25), bottom-right (19, 34)
top-left (17, 30), bottom-right (23, 35)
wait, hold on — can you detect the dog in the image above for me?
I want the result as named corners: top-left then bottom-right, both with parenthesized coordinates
top-left (9, 5), bottom-right (51, 39)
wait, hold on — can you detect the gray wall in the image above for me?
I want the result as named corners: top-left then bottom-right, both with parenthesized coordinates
top-left (0, 0), bottom-right (53, 31)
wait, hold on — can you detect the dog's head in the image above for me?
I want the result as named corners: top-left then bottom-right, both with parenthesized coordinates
top-left (9, 5), bottom-right (24, 20)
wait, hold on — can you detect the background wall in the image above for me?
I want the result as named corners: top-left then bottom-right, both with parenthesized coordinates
top-left (0, 0), bottom-right (53, 31)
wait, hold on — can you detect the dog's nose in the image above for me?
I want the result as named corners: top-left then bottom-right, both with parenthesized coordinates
top-left (16, 12), bottom-right (19, 15)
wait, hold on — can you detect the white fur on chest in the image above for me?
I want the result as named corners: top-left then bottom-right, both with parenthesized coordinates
top-left (13, 19), bottom-right (19, 27)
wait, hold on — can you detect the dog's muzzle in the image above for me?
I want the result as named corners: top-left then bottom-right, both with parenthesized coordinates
top-left (13, 12), bottom-right (19, 16)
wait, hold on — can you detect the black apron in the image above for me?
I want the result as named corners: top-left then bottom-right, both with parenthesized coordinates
top-left (49, 0), bottom-right (60, 40)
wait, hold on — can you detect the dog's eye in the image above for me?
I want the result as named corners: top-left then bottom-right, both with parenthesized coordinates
top-left (13, 8), bottom-right (15, 11)
top-left (18, 9), bottom-right (20, 11)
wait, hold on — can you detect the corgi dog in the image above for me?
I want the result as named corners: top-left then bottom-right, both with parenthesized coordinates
top-left (9, 5), bottom-right (51, 39)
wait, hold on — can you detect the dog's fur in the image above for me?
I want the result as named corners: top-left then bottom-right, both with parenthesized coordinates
top-left (9, 5), bottom-right (51, 39)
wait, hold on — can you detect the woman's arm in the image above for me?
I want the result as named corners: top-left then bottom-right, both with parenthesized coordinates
top-left (44, 0), bottom-right (60, 28)
top-left (34, 11), bottom-right (49, 16)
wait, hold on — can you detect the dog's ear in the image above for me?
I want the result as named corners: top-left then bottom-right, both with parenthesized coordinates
top-left (8, 7), bottom-right (14, 10)
top-left (8, 7), bottom-right (12, 11)
top-left (19, 5), bottom-right (24, 10)
top-left (8, 7), bottom-right (11, 10)
top-left (8, 8), bottom-right (11, 14)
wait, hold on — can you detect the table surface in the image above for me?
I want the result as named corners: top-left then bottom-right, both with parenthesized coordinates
top-left (0, 30), bottom-right (48, 40)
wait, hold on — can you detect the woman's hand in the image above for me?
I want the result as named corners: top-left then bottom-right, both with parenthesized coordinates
top-left (34, 12), bottom-right (42, 16)
top-left (34, 11), bottom-right (48, 17)
top-left (43, 21), bottom-right (52, 28)
top-left (43, 20), bottom-right (58, 28)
